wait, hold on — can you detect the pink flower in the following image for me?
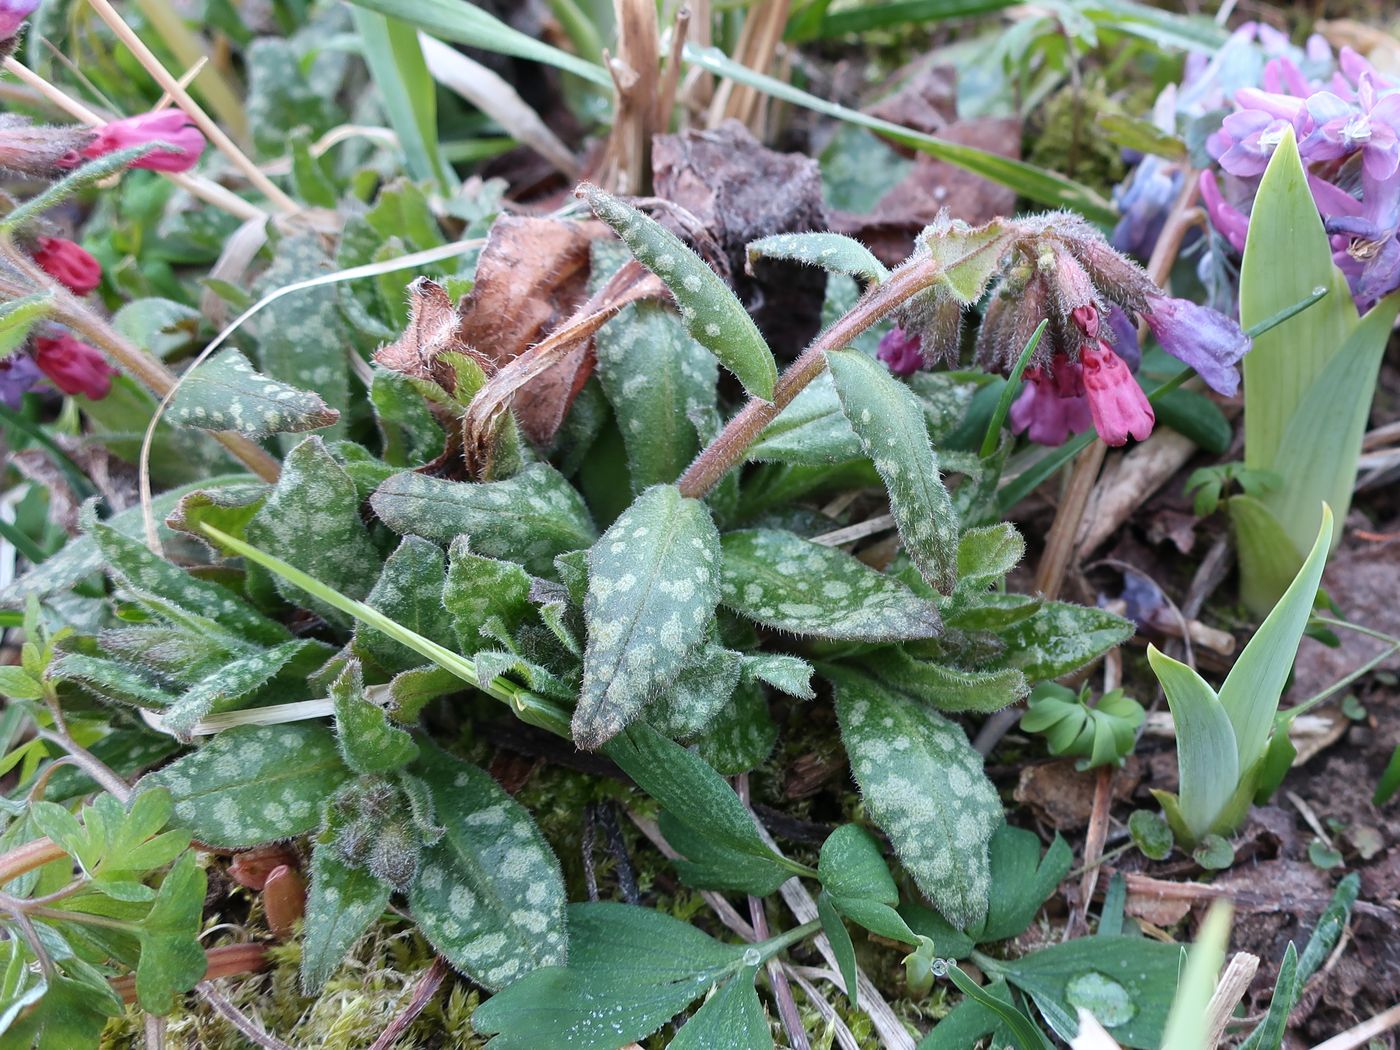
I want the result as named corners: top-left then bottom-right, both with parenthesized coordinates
top-left (33, 332), bottom-right (114, 399)
top-left (1080, 342), bottom-right (1154, 446)
top-left (876, 326), bottom-right (924, 376)
top-left (1009, 354), bottom-right (1094, 447)
top-left (80, 111), bottom-right (206, 173)
top-left (0, 0), bottom-right (38, 40)
top-left (1198, 170), bottom-right (1249, 253)
top-left (33, 236), bottom-right (101, 295)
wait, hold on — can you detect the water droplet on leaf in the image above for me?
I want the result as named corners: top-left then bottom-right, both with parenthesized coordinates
top-left (1065, 971), bottom-right (1136, 1027)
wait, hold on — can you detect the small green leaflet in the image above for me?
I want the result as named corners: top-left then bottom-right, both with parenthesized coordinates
top-left (371, 464), bottom-right (598, 578)
top-left (745, 232), bottom-right (889, 284)
top-left (831, 669), bottom-right (1002, 929)
top-left (407, 742), bottom-right (568, 989)
top-left (827, 348), bottom-right (960, 592)
top-left (134, 851), bottom-right (208, 1013)
top-left (746, 372), bottom-right (863, 465)
top-left (331, 659), bottom-right (418, 774)
top-left (719, 528), bottom-right (941, 642)
top-left (167, 348), bottom-right (340, 438)
top-left (580, 184), bottom-right (777, 401)
top-left (443, 538), bottom-right (533, 656)
top-left (140, 723), bottom-right (352, 847)
top-left (659, 809), bottom-right (789, 897)
top-left (575, 485), bottom-right (721, 749)
top-left (358, 536), bottom-right (456, 673)
top-left (667, 966), bottom-right (770, 1050)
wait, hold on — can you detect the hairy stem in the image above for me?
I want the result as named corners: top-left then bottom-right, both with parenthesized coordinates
top-left (677, 251), bottom-right (953, 499)
top-left (0, 837), bottom-right (67, 884)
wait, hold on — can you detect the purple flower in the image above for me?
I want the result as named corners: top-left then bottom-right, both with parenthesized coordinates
top-left (1009, 354), bottom-right (1094, 447)
top-left (1112, 156), bottom-right (1181, 258)
top-left (1142, 295), bottom-right (1251, 397)
top-left (1325, 174), bottom-right (1400, 304)
top-left (0, 352), bottom-right (41, 408)
top-left (1301, 78), bottom-right (1400, 179)
top-left (1198, 170), bottom-right (1250, 254)
top-left (1212, 104), bottom-right (1304, 177)
top-left (0, 0), bottom-right (39, 40)
top-left (877, 326), bottom-right (923, 376)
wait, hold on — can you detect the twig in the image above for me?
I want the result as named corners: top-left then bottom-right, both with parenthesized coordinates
top-left (367, 957), bottom-right (450, 1050)
top-left (1068, 765), bottom-right (1114, 938)
top-left (811, 514), bottom-right (896, 547)
top-left (196, 986), bottom-right (296, 1050)
top-left (144, 1011), bottom-right (166, 1050)
top-left (85, 0), bottom-right (299, 214)
top-left (1309, 1002), bottom-right (1400, 1050)
top-left (1203, 951), bottom-right (1259, 1048)
top-left (655, 6), bottom-right (690, 133)
top-left (784, 965), bottom-right (863, 1050)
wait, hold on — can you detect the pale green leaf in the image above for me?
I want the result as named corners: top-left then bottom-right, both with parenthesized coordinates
top-left (745, 232), bottom-right (889, 284)
top-left (1147, 645), bottom-right (1238, 842)
top-left (167, 348), bottom-right (339, 438)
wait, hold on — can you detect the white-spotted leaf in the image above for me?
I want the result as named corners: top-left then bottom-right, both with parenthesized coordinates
top-left (331, 660), bottom-right (418, 774)
top-left (442, 537), bottom-right (533, 655)
top-left (719, 528), bottom-right (941, 642)
top-left (168, 348), bottom-right (339, 438)
top-left (746, 231), bottom-right (889, 284)
top-left (371, 464), bottom-right (597, 578)
top-left (301, 817), bottom-right (393, 993)
top-left (407, 742), bottom-right (568, 989)
top-left (140, 724), bottom-right (352, 847)
top-left (831, 669), bottom-right (1002, 929)
top-left (581, 184), bottom-right (777, 401)
top-left (576, 485), bottom-right (721, 750)
top-left (357, 536), bottom-right (456, 674)
top-left (827, 348), bottom-right (959, 592)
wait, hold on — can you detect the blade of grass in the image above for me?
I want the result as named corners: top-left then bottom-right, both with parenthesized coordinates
top-left (352, 8), bottom-right (458, 193)
top-left (199, 524), bottom-right (573, 737)
top-left (347, 0), bottom-right (612, 89)
top-left (683, 43), bottom-right (1115, 222)
top-left (980, 319), bottom-right (1047, 458)
top-left (788, 0), bottom-right (1018, 41)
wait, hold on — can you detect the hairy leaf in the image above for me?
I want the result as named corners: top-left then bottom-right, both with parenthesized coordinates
top-left (358, 536), bottom-right (456, 674)
top-left (575, 485), bottom-right (721, 749)
top-left (167, 348), bottom-right (339, 438)
top-left (746, 232), bottom-right (889, 283)
top-left (443, 537), bottom-right (533, 655)
top-left (301, 821), bottom-right (393, 992)
top-left (719, 528), bottom-right (941, 642)
top-left (992, 602), bottom-right (1135, 681)
top-left (694, 680), bottom-right (778, 775)
top-left (331, 660), bottom-right (418, 774)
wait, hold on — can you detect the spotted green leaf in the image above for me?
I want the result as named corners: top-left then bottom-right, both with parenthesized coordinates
top-left (746, 373), bottom-right (863, 465)
top-left (443, 537), bottom-right (533, 655)
top-left (746, 231), bottom-right (889, 284)
top-left (739, 652), bottom-right (814, 700)
top-left (991, 601), bottom-right (1135, 681)
top-left (140, 723), bottom-right (352, 847)
top-left (831, 669), bottom-right (1002, 929)
top-left (407, 742), bottom-right (567, 989)
top-left (719, 528), bottom-right (941, 642)
top-left (955, 523), bottom-right (1025, 592)
top-left (251, 231), bottom-right (350, 448)
top-left (595, 301), bottom-right (718, 492)
top-left (371, 464), bottom-right (598, 578)
top-left (691, 679), bottom-right (778, 775)
top-left (357, 537), bottom-right (456, 674)
top-left (575, 485), bottom-right (721, 750)
top-left (247, 437), bottom-right (381, 622)
top-left (88, 516), bottom-right (288, 646)
top-left (857, 648), bottom-right (1028, 714)
top-left (371, 367), bottom-right (446, 466)
top-left (163, 639), bottom-right (328, 736)
top-left (647, 643), bottom-right (743, 740)
top-left (332, 659), bottom-right (418, 774)
top-left (827, 347), bottom-right (959, 592)
top-left (581, 184), bottom-right (777, 401)
top-left (167, 348), bottom-right (339, 439)
top-left (301, 814), bottom-right (394, 992)
top-left (49, 652), bottom-right (175, 710)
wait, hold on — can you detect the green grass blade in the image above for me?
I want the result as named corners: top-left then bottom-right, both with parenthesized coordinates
top-left (682, 44), bottom-right (1115, 222)
top-left (788, 0), bottom-right (1018, 41)
top-left (1160, 900), bottom-right (1231, 1050)
top-left (347, 0), bottom-right (612, 88)
top-left (352, 7), bottom-right (458, 192)
top-left (980, 319), bottom-right (1047, 459)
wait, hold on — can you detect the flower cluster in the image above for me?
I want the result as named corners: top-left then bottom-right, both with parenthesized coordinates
top-left (1202, 43), bottom-right (1400, 308)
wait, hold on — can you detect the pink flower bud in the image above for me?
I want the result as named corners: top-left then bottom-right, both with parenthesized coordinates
top-left (1080, 342), bottom-right (1154, 445)
top-left (877, 326), bottom-right (924, 376)
top-left (33, 236), bottom-right (101, 295)
top-left (80, 110), bottom-right (206, 173)
top-left (33, 332), bottom-right (114, 399)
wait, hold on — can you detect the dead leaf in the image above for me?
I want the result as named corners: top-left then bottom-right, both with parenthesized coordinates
top-left (864, 64), bottom-right (959, 136)
top-left (374, 277), bottom-right (490, 394)
top-left (456, 215), bottom-right (601, 444)
top-left (1013, 758), bottom-right (1140, 831)
top-left (652, 119), bottom-right (828, 356)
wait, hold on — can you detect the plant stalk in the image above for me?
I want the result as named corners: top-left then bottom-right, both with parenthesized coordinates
top-left (677, 251), bottom-right (957, 499)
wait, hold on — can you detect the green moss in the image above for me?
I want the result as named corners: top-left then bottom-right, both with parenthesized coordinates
top-left (1027, 82), bottom-right (1128, 198)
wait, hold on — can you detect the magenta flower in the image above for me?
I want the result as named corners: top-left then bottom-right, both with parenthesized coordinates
top-left (33, 331), bottom-right (114, 400)
top-left (1301, 78), bottom-right (1400, 180)
top-left (0, 352), bottom-right (40, 408)
top-left (1009, 354), bottom-right (1094, 447)
top-left (877, 326), bottom-right (923, 377)
top-left (0, 0), bottom-right (38, 39)
top-left (79, 111), bottom-right (206, 173)
top-left (1198, 170), bottom-right (1250, 254)
top-left (1080, 343), bottom-right (1154, 446)
top-left (33, 236), bottom-right (102, 296)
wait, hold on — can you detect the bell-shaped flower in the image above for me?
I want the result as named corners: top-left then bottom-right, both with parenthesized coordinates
top-left (33, 332), bottom-right (114, 399)
top-left (79, 110), bottom-right (206, 173)
top-left (1080, 342), bottom-right (1154, 446)
top-left (33, 236), bottom-right (101, 295)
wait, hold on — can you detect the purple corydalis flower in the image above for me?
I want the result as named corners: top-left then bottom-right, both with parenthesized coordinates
top-left (877, 326), bottom-right (923, 377)
top-left (1198, 170), bottom-right (1250, 254)
top-left (0, 352), bottom-right (40, 408)
top-left (1142, 295), bottom-right (1250, 397)
top-left (1302, 78), bottom-right (1400, 180)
